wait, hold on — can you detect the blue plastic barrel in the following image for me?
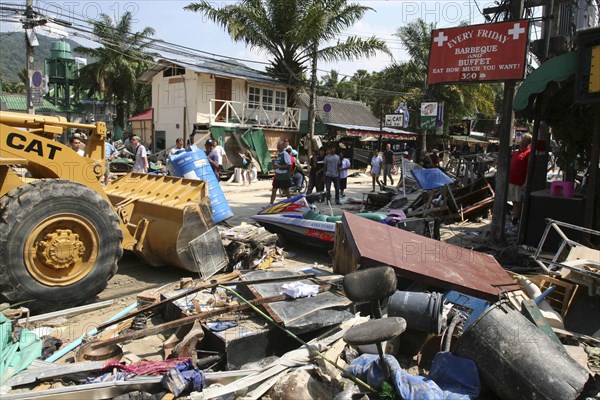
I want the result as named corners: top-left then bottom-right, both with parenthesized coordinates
top-left (168, 145), bottom-right (233, 223)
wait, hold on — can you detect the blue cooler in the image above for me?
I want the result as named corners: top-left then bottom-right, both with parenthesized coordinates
top-left (168, 145), bottom-right (233, 223)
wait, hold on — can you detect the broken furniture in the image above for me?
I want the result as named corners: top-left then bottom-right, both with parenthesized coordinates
top-left (533, 219), bottom-right (600, 296)
top-left (333, 212), bottom-right (519, 301)
top-left (404, 178), bottom-right (494, 222)
top-left (342, 267), bottom-right (407, 378)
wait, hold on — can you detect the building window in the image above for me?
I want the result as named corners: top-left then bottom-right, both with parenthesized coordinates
top-left (262, 89), bottom-right (273, 111)
top-left (248, 86), bottom-right (286, 112)
top-left (248, 87), bottom-right (261, 109)
top-left (163, 66), bottom-right (185, 77)
top-left (275, 90), bottom-right (286, 112)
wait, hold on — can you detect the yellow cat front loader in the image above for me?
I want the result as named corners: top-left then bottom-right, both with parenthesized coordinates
top-left (0, 111), bottom-right (214, 311)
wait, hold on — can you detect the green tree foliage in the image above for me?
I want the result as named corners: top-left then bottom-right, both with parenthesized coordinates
top-left (75, 12), bottom-right (156, 128)
top-left (185, 0), bottom-right (390, 104)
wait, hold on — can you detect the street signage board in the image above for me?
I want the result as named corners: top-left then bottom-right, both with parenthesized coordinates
top-left (385, 113), bottom-right (405, 128)
top-left (427, 20), bottom-right (530, 85)
top-left (420, 102), bottom-right (438, 130)
top-left (30, 70), bottom-right (45, 107)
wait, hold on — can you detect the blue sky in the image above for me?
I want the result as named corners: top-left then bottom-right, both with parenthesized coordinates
top-left (4, 0), bottom-right (538, 77)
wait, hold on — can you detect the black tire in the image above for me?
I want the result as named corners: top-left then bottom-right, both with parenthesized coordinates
top-left (0, 180), bottom-right (122, 312)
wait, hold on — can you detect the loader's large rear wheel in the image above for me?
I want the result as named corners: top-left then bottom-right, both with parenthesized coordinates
top-left (0, 180), bottom-right (123, 312)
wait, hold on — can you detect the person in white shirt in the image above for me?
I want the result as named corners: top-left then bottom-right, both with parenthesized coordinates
top-left (213, 138), bottom-right (226, 171)
top-left (70, 137), bottom-right (85, 156)
top-left (169, 137), bottom-right (185, 156)
top-left (339, 150), bottom-right (351, 198)
top-left (370, 148), bottom-right (383, 192)
top-left (131, 136), bottom-right (148, 173)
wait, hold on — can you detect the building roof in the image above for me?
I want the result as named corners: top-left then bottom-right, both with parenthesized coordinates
top-left (297, 93), bottom-right (380, 127)
top-left (327, 123), bottom-right (417, 137)
top-left (0, 94), bottom-right (63, 113)
top-left (138, 59), bottom-right (287, 86)
top-left (128, 108), bottom-right (153, 121)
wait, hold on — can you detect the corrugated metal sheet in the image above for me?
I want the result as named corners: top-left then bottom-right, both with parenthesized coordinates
top-left (128, 108), bottom-right (153, 121)
top-left (138, 58), bottom-right (286, 86)
top-left (0, 94), bottom-right (62, 113)
top-left (327, 122), bottom-right (417, 136)
top-left (340, 212), bottom-right (519, 301)
top-left (297, 93), bottom-right (380, 127)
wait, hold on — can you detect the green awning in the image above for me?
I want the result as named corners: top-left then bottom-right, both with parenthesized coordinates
top-left (210, 126), bottom-right (226, 144)
top-left (514, 52), bottom-right (577, 112)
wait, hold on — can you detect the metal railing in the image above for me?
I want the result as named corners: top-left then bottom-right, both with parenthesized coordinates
top-left (209, 99), bottom-right (300, 130)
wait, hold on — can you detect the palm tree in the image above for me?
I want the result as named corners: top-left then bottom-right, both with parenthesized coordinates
top-left (75, 12), bottom-right (156, 130)
top-left (185, 0), bottom-right (390, 103)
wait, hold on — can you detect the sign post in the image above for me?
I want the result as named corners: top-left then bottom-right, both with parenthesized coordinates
top-left (30, 70), bottom-right (44, 107)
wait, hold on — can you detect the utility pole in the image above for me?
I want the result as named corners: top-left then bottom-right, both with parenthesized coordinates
top-left (307, 41), bottom-right (318, 163)
top-left (517, 0), bottom-right (555, 244)
top-left (490, 0), bottom-right (525, 244)
top-left (24, 0), bottom-right (35, 114)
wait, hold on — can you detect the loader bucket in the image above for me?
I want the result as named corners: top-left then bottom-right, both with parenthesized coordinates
top-left (104, 173), bottom-right (216, 272)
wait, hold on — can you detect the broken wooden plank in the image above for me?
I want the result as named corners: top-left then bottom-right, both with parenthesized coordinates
top-left (7, 361), bottom-right (106, 387)
top-left (18, 300), bottom-right (114, 325)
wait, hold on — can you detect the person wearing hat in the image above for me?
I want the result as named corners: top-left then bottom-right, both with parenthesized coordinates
top-left (73, 129), bottom-right (87, 150)
top-left (131, 136), bottom-right (148, 173)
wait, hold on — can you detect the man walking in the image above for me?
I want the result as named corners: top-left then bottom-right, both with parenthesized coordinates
top-left (131, 136), bottom-right (148, 173)
top-left (383, 143), bottom-right (394, 186)
top-left (324, 145), bottom-right (341, 205)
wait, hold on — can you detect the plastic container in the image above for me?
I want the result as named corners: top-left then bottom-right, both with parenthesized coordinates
top-left (168, 145), bottom-right (233, 223)
top-left (388, 291), bottom-right (443, 334)
top-left (454, 301), bottom-right (590, 400)
top-left (549, 181), bottom-right (574, 198)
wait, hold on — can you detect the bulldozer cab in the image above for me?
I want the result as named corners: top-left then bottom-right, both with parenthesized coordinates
top-left (0, 111), bottom-right (219, 312)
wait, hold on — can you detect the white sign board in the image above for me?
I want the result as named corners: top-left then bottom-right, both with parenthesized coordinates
top-left (385, 113), bottom-right (405, 128)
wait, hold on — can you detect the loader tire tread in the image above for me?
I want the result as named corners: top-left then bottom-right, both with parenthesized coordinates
top-left (0, 179), bottom-right (122, 312)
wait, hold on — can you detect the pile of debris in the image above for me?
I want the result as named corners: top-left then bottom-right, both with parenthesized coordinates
top-left (1, 216), bottom-right (599, 399)
top-left (404, 178), bottom-right (494, 222)
top-left (219, 223), bottom-right (284, 271)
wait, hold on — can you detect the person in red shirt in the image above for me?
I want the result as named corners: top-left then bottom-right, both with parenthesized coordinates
top-left (508, 133), bottom-right (532, 226)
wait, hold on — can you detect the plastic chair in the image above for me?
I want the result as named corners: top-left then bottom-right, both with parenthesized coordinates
top-left (343, 266), bottom-right (406, 378)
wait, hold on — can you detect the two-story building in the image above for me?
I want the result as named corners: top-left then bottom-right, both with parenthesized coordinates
top-left (138, 59), bottom-right (301, 172)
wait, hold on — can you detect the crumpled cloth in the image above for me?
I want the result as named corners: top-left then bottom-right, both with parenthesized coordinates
top-left (346, 353), bottom-right (479, 400)
top-left (281, 282), bottom-right (319, 298)
top-left (161, 359), bottom-right (205, 396)
top-left (85, 357), bottom-right (191, 385)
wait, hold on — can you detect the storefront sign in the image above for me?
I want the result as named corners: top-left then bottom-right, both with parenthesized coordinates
top-left (427, 20), bottom-right (530, 85)
top-left (420, 102), bottom-right (438, 130)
